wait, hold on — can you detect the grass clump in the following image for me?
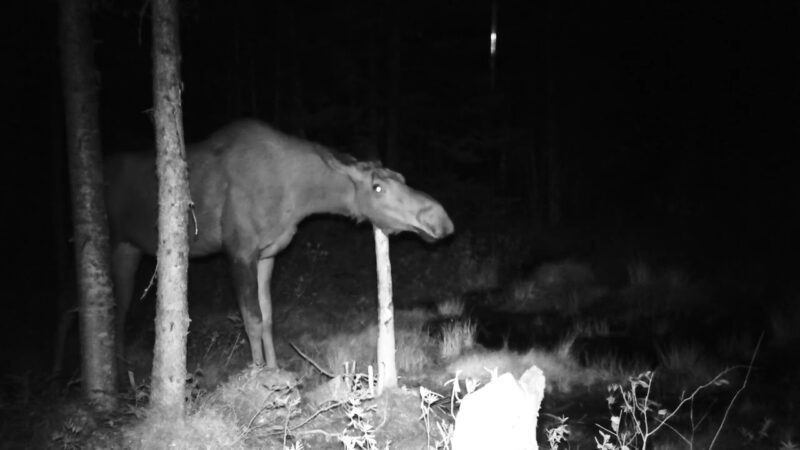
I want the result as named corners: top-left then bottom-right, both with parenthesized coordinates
top-left (124, 408), bottom-right (244, 450)
top-left (656, 342), bottom-right (703, 372)
top-left (439, 320), bottom-right (477, 359)
top-left (396, 327), bottom-right (435, 373)
top-left (322, 327), bottom-right (378, 374)
top-left (572, 318), bottom-right (611, 338)
top-left (436, 298), bottom-right (465, 318)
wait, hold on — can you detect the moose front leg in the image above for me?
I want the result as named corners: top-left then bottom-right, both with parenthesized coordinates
top-left (111, 242), bottom-right (143, 368)
top-left (256, 257), bottom-right (277, 368)
top-left (229, 258), bottom-right (266, 366)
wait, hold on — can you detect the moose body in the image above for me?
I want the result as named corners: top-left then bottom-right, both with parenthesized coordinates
top-left (105, 120), bottom-right (454, 368)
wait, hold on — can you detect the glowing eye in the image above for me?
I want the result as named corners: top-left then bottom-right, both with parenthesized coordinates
top-left (373, 184), bottom-right (383, 193)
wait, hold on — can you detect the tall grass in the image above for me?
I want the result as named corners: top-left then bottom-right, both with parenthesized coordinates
top-left (656, 342), bottom-right (703, 372)
top-left (396, 328), bottom-right (434, 373)
top-left (439, 320), bottom-right (477, 359)
top-left (437, 298), bottom-right (465, 318)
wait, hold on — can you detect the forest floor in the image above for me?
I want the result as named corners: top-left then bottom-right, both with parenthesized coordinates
top-left (3, 183), bottom-right (800, 449)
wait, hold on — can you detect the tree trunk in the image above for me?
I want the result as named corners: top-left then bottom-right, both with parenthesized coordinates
top-left (151, 0), bottom-right (191, 417)
top-left (373, 227), bottom-right (397, 394)
top-left (59, 0), bottom-right (117, 411)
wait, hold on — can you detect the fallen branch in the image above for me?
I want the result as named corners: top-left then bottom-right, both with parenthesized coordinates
top-left (289, 342), bottom-right (335, 378)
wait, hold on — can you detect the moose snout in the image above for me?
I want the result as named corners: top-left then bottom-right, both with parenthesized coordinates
top-left (436, 213), bottom-right (455, 238)
top-left (416, 202), bottom-right (454, 242)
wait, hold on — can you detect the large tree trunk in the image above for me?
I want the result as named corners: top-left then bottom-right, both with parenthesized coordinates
top-left (150, 0), bottom-right (191, 417)
top-left (59, 0), bottom-right (117, 411)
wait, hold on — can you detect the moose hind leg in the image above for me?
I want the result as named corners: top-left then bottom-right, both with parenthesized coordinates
top-left (230, 258), bottom-right (265, 366)
top-left (257, 257), bottom-right (277, 368)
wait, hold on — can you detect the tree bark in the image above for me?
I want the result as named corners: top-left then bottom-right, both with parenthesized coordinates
top-left (373, 227), bottom-right (397, 394)
top-left (151, 0), bottom-right (191, 416)
top-left (59, 0), bottom-right (117, 411)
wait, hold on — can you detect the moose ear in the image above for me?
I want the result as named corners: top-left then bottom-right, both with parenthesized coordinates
top-left (355, 161), bottom-right (378, 171)
top-left (379, 168), bottom-right (405, 184)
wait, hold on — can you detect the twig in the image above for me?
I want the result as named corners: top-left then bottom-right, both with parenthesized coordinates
top-left (224, 331), bottom-right (242, 368)
top-left (139, 260), bottom-right (158, 300)
top-left (689, 394), bottom-right (696, 449)
top-left (283, 404), bottom-right (292, 449)
top-left (647, 365), bottom-right (744, 437)
top-left (244, 386), bottom-right (300, 432)
top-left (290, 400), bottom-right (344, 431)
top-left (694, 398), bottom-right (716, 430)
top-left (202, 333), bottom-right (218, 361)
top-left (289, 342), bottom-right (335, 378)
top-left (657, 416), bottom-right (692, 446)
top-left (137, 0), bottom-right (151, 46)
top-left (264, 400), bottom-right (345, 436)
top-left (245, 401), bottom-right (279, 431)
top-left (640, 372), bottom-right (654, 446)
top-left (709, 331), bottom-right (763, 449)
top-left (292, 429), bottom-right (341, 439)
top-left (189, 201), bottom-right (199, 240)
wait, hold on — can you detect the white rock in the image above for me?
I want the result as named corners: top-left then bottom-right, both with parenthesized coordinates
top-left (451, 367), bottom-right (545, 450)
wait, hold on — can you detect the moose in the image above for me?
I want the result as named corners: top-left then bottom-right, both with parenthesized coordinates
top-left (105, 119), bottom-right (454, 368)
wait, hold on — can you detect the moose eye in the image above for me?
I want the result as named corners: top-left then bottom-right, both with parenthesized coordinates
top-left (372, 183), bottom-right (384, 193)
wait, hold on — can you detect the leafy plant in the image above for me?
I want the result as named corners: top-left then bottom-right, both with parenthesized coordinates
top-left (339, 398), bottom-right (379, 450)
top-left (419, 386), bottom-right (445, 449)
top-left (418, 372), bottom-right (483, 450)
top-left (545, 415), bottom-right (570, 450)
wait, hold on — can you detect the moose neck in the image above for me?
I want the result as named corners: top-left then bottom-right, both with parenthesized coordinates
top-left (293, 152), bottom-right (363, 221)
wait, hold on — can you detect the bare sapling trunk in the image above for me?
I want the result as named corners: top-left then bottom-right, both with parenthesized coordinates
top-left (59, 0), bottom-right (117, 411)
top-left (373, 226), bottom-right (397, 393)
top-left (150, 0), bottom-right (191, 416)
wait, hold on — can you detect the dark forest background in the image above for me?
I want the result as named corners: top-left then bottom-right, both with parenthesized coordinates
top-left (3, 0), bottom-right (799, 375)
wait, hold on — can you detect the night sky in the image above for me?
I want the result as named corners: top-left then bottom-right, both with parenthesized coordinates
top-left (3, 0), bottom-right (799, 376)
